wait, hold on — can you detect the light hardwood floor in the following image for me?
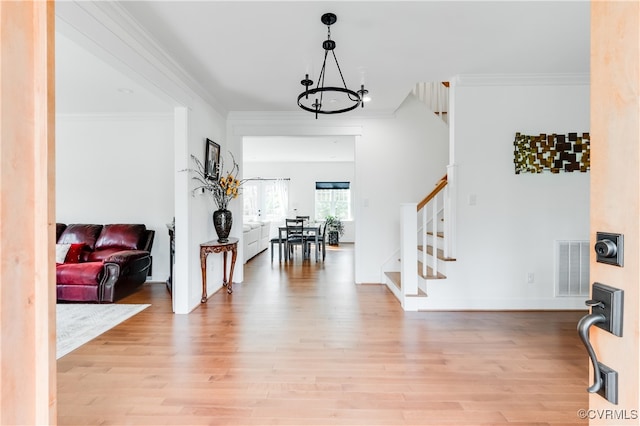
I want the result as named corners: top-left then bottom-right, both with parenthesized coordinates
top-left (57, 244), bottom-right (588, 425)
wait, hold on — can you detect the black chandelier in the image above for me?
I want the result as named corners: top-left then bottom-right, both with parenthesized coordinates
top-left (297, 13), bottom-right (368, 119)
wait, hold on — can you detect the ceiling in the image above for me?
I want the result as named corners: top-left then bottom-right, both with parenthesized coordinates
top-left (56, 1), bottom-right (590, 116)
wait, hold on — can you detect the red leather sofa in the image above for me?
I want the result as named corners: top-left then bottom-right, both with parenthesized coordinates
top-left (56, 223), bottom-right (155, 303)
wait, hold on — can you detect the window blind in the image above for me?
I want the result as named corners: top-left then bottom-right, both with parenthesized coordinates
top-left (315, 182), bottom-right (350, 190)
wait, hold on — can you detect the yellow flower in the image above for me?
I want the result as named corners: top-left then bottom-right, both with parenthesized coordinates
top-left (220, 177), bottom-right (227, 186)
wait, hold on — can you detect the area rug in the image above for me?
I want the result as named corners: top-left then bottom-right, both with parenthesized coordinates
top-left (56, 303), bottom-right (150, 359)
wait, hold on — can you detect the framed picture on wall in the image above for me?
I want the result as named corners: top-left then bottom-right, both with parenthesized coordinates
top-left (204, 138), bottom-right (220, 181)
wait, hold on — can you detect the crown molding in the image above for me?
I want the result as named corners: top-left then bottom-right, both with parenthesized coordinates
top-left (56, 112), bottom-right (173, 121)
top-left (227, 109), bottom-right (396, 123)
top-left (452, 73), bottom-right (590, 87)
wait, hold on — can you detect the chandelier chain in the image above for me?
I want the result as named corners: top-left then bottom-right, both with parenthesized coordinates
top-left (318, 50), bottom-right (329, 108)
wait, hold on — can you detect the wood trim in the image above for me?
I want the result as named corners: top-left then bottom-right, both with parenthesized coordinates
top-left (590, 0), bottom-right (640, 417)
top-left (0, 1), bottom-right (56, 423)
top-left (417, 174), bottom-right (448, 211)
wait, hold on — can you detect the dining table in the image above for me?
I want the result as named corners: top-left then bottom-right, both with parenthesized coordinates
top-left (277, 224), bottom-right (322, 261)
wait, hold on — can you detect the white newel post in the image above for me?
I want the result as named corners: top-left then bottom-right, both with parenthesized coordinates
top-left (400, 203), bottom-right (418, 297)
top-left (445, 164), bottom-right (457, 259)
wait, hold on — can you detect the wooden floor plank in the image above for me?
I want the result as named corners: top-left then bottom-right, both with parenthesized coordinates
top-left (57, 244), bottom-right (588, 425)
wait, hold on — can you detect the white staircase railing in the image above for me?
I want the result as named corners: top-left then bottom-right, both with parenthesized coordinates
top-left (398, 172), bottom-right (453, 294)
top-left (419, 187), bottom-right (446, 277)
top-left (387, 168), bottom-right (456, 311)
top-left (416, 175), bottom-right (449, 278)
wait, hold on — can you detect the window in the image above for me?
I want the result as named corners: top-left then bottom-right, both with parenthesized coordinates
top-left (315, 182), bottom-right (351, 221)
top-left (243, 179), bottom-right (289, 223)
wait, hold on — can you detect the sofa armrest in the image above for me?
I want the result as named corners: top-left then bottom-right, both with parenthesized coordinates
top-left (141, 229), bottom-right (155, 252)
top-left (103, 249), bottom-right (150, 267)
top-left (101, 250), bottom-right (151, 302)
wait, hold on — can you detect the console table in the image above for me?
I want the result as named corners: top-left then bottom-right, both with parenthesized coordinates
top-left (199, 237), bottom-right (238, 301)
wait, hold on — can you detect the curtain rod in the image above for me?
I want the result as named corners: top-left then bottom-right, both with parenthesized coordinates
top-left (245, 177), bottom-right (291, 181)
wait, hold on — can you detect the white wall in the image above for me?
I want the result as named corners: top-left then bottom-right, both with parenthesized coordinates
top-left (242, 161), bottom-right (356, 242)
top-left (178, 100), bottom-right (229, 313)
top-left (228, 93), bottom-right (450, 284)
top-left (56, 114), bottom-right (174, 282)
top-left (427, 75), bottom-right (590, 309)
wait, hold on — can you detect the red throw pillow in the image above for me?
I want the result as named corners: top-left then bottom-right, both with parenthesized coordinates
top-left (64, 243), bottom-right (85, 263)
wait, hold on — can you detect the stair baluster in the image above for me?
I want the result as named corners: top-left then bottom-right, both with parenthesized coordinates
top-left (432, 190), bottom-right (439, 277)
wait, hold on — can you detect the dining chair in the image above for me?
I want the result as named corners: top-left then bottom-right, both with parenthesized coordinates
top-left (285, 218), bottom-right (306, 260)
top-left (270, 227), bottom-right (287, 263)
top-left (306, 222), bottom-right (326, 261)
top-left (295, 215), bottom-right (310, 223)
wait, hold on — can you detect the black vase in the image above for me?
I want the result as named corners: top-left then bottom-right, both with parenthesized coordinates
top-left (213, 209), bottom-right (232, 243)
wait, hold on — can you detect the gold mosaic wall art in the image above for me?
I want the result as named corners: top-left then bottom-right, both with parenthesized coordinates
top-left (514, 132), bottom-right (590, 174)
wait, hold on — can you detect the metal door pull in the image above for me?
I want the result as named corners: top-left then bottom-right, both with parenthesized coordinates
top-left (577, 312), bottom-right (606, 393)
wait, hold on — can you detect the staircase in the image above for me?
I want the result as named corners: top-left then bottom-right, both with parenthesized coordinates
top-left (383, 171), bottom-right (457, 311)
top-left (382, 81), bottom-right (454, 310)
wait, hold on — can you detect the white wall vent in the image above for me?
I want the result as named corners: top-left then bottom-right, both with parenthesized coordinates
top-left (555, 240), bottom-right (590, 297)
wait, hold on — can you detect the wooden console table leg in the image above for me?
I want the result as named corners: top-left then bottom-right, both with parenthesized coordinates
top-left (227, 247), bottom-right (237, 294)
top-left (222, 251), bottom-right (228, 288)
top-left (200, 249), bottom-right (208, 303)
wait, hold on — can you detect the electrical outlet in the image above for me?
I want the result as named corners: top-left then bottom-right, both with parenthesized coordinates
top-left (527, 272), bottom-right (534, 283)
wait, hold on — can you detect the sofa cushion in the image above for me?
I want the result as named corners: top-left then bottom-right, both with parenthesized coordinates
top-left (58, 224), bottom-right (103, 251)
top-left (88, 247), bottom-right (131, 262)
top-left (56, 262), bottom-right (103, 285)
top-left (94, 224), bottom-right (146, 251)
top-left (56, 244), bottom-right (71, 264)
